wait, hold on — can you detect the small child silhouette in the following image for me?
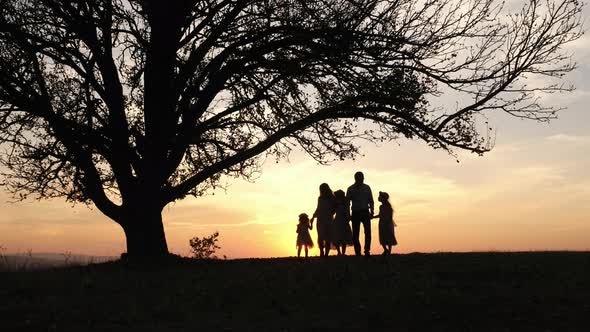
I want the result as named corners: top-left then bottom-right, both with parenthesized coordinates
top-left (372, 191), bottom-right (398, 255)
top-left (296, 213), bottom-right (314, 257)
top-left (333, 189), bottom-right (353, 255)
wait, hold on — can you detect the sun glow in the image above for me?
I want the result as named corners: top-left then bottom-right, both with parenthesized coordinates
top-left (2, 133), bottom-right (590, 258)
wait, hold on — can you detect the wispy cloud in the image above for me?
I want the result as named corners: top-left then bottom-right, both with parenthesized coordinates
top-left (545, 134), bottom-right (590, 144)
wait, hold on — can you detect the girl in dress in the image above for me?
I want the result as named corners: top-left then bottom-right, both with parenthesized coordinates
top-left (332, 189), bottom-right (353, 255)
top-left (310, 183), bottom-right (335, 257)
top-left (372, 191), bottom-right (397, 255)
top-left (296, 213), bottom-right (314, 257)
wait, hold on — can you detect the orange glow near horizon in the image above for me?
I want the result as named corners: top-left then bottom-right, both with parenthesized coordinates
top-left (2, 135), bottom-right (590, 258)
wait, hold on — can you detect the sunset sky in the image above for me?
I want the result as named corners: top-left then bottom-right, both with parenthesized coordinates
top-left (1, 3), bottom-right (589, 259)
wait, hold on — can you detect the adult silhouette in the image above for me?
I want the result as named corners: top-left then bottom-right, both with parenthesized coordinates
top-left (311, 183), bottom-right (335, 257)
top-left (346, 172), bottom-right (374, 256)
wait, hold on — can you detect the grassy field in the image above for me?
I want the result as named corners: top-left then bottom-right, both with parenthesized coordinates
top-left (1, 252), bottom-right (589, 331)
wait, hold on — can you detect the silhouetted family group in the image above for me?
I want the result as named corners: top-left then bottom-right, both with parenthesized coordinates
top-left (296, 171), bottom-right (397, 258)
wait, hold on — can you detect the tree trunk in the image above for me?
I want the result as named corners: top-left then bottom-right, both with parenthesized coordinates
top-left (121, 206), bottom-right (169, 258)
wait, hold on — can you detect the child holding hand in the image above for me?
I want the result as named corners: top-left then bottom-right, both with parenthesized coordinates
top-left (296, 213), bottom-right (314, 257)
top-left (372, 191), bottom-right (398, 255)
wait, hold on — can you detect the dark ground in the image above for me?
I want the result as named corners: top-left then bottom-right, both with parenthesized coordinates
top-left (1, 252), bottom-right (589, 331)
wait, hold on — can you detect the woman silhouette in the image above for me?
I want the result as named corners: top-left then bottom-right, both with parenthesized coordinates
top-left (311, 183), bottom-right (335, 257)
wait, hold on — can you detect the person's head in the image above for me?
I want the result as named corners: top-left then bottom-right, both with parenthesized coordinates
top-left (319, 183), bottom-right (333, 198)
top-left (378, 191), bottom-right (390, 205)
top-left (334, 189), bottom-right (346, 203)
top-left (354, 171), bottom-right (364, 184)
top-left (299, 213), bottom-right (309, 224)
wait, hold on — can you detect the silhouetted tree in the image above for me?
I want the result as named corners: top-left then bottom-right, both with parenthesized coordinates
top-left (189, 231), bottom-right (221, 259)
top-left (0, 0), bottom-right (583, 257)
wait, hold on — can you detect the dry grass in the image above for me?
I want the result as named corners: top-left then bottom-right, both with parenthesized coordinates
top-left (0, 248), bottom-right (116, 272)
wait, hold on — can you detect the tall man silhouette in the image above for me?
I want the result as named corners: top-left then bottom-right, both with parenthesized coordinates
top-left (346, 171), bottom-right (374, 256)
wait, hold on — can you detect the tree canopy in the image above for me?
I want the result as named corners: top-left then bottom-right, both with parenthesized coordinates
top-left (0, 0), bottom-right (583, 256)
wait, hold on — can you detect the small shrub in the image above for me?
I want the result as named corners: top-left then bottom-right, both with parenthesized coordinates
top-left (62, 251), bottom-right (73, 266)
top-left (189, 232), bottom-right (221, 259)
top-left (20, 248), bottom-right (33, 270)
top-left (0, 244), bottom-right (7, 269)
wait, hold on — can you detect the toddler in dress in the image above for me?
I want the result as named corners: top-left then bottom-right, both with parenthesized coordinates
top-left (296, 213), bottom-right (314, 257)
